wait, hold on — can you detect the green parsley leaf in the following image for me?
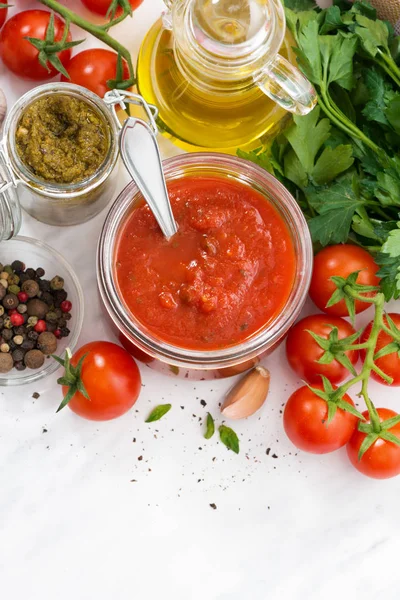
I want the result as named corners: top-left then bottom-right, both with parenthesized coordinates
top-left (312, 144), bottom-right (354, 185)
top-left (204, 413), bottom-right (215, 440)
top-left (284, 106), bottom-right (331, 174)
top-left (306, 174), bottom-right (365, 245)
top-left (145, 404), bottom-right (172, 423)
top-left (354, 14), bottom-right (390, 57)
top-left (219, 425), bottom-right (240, 454)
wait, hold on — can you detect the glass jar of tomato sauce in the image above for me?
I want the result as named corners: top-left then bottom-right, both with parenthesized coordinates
top-left (98, 153), bottom-right (313, 379)
top-left (1, 83), bottom-right (120, 226)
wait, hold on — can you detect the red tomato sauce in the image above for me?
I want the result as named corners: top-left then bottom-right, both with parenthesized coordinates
top-left (115, 176), bottom-right (296, 350)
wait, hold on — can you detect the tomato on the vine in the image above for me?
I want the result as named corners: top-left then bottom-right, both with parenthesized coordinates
top-left (283, 385), bottom-right (358, 454)
top-left (0, 4), bottom-right (7, 29)
top-left (61, 49), bottom-right (130, 98)
top-left (0, 10), bottom-right (73, 80)
top-left (286, 314), bottom-right (359, 384)
top-left (57, 341), bottom-right (141, 421)
top-left (309, 245), bottom-right (379, 317)
top-left (361, 313), bottom-right (400, 386)
top-left (81, 0), bottom-right (144, 17)
top-left (347, 408), bottom-right (400, 479)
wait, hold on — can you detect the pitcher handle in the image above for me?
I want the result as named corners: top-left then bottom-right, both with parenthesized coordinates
top-left (257, 54), bottom-right (317, 116)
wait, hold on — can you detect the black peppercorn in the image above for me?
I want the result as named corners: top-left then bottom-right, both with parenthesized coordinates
top-left (0, 284), bottom-right (6, 301)
top-left (42, 292), bottom-right (54, 307)
top-left (21, 339), bottom-right (35, 351)
top-left (64, 312), bottom-right (72, 321)
top-left (19, 273), bottom-right (29, 284)
top-left (39, 280), bottom-right (51, 292)
top-left (2, 329), bottom-right (12, 341)
top-left (27, 330), bottom-right (39, 342)
top-left (57, 318), bottom-right (67, 328)
top-left (15, 361), bottom-right (26, 371)
top-left (11, 260), bottom-right (25, 272)
top-left (13, 326), bottom-right (26, 336)
top-left (0, 318), bottom-right (4, 329)
top-left (46, 322), bottom-right (57, 333)
top-left (60, 327), bottom-right (70, 338)
top-left (53, 290), bottom-right (67, 307)
top-left (3, 293), bottom-right (19, 310)
top-left (36, 268), bottom-right (45, 278)
top-left (8, 340), bottom-right (17, 351)
top-left (12, 348), bottom-right (25, 362)
top-left (25, 268), bottom-right (36, 279)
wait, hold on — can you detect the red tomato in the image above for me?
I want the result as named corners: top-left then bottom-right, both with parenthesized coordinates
top-left (283, 385), bottom-right (358, 454)
top-left (62, 341), bottom-right (141, 421)
top-left (347, 408), bottom-right (400, 479)
top-left (309, 245), bottom-right (379, 317)
top-left (81, 0), bottom-right (144, 17)
top-left (61, 49), bottom-right (130, 98)
top-left (0, 5), bottom-right (7, 29)
top-left (286, 314), bottom-right (359, 384)
top-left (0, 10), bottom-right (72, 80)
top-left (361, 313), bottom-right (400, 386)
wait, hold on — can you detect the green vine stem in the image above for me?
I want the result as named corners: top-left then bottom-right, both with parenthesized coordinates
top-left (316, 281), bottom-right (400, 455)
top-left (37, 0), bottom-right (135, 85)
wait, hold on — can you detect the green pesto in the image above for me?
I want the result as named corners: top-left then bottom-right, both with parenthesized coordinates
top-left (16, 95), bottom-right (109, 185)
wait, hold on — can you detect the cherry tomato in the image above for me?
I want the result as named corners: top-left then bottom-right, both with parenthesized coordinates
top-left (347, 408), bottom-right (400, 479)
top-left (360, 313), bottom-right (400, 386)
top-left (0, 10), bottom-right (72, 80)
top-left (309, 245), bottom-right (379, 317)
top-left (283, 385), bottom-right (358, 454)
top-left (62, 341), bottom-right (141, 421)
top-left (81, 0), bottom-right (144, 17)
top-left (0, 5), bottom-right (7, 29)
top-left (286, 314), bottom-right (359, 384)
top-left (61, 49), bottom-right (130, 98)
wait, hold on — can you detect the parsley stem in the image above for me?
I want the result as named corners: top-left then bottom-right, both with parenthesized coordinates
top-left (376, 52), bottom-right (400, 88)
top-left (37, 0), bottom-right (135, 84)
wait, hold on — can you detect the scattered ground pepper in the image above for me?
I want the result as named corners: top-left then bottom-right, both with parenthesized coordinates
top-left (16, 95), bottom-right (109, 184)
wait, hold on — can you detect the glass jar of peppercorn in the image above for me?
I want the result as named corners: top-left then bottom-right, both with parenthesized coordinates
top-left (0, 236), bottom-right (83, 385)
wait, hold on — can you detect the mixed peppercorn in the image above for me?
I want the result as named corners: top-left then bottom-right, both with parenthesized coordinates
top-left (0, 260), bottom-right (72, 374)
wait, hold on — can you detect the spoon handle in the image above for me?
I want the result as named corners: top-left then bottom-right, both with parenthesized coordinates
top-left (103, 90), bottom-right (178, 240)
top-left (119, 118), bottom-right (178, 240)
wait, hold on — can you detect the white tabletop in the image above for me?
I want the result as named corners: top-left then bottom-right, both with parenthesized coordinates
top-left (1, 2), bottom-right (399, 599)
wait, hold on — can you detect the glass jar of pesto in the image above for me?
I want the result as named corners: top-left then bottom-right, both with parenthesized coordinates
top-left (1, 83), bottom-right (119, 226)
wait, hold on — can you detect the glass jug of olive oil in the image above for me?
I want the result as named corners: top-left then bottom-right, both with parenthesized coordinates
top-left (136, 0), bottom-right (316, 153)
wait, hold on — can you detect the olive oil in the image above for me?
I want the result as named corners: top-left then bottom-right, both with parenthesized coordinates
top-left (137, 18), bottom-right (295, 154)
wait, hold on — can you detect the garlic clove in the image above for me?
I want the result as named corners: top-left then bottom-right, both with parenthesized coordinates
top-left (0, 89), bottom-right (6, 126)
top-left (221, 365), bottom-right (270, 420)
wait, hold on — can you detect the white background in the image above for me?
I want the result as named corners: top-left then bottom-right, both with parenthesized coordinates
top-left (1, 2), bottom-right (400, 600)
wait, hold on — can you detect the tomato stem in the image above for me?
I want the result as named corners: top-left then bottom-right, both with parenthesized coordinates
top-left (37, 0), bottom-right (135, 84)
top-left (336, 287), bottom-right (388, 432)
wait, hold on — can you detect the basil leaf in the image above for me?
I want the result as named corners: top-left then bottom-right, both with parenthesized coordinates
top-left (145, 404), bottom-right (172, 423)
top-left (204, 413), bottom-right (215, 440)
top-left (219, 425), bottom-right (240, 454)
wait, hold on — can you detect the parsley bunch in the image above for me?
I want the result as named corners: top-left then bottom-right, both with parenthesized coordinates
top-left (239, 0), bottom-right (400, 301)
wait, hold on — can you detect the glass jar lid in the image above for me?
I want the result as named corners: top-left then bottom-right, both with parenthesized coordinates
top-left (0, 149), bottom-right (22, 242)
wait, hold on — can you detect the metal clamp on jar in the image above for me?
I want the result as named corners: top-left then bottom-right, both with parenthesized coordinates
top-left (0, 83), bottom-right (120, 227)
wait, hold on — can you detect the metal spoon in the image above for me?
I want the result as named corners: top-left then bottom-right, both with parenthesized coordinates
top-left (104, 90), bottom-right (178, 240)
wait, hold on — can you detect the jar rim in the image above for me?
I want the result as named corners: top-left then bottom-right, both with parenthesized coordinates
top-left (98, 153), bottom-right (313, 369)
top-left (3, 83), bottom-right (119, 198)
